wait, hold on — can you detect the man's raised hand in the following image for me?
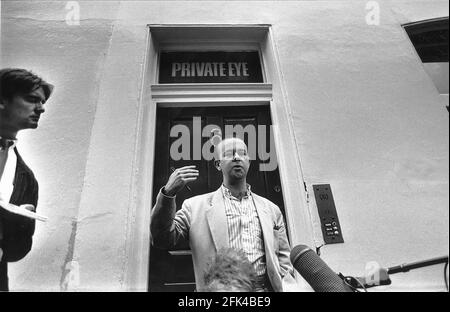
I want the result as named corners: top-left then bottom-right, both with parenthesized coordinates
top-left (163, 165), bottom-right (199, 197)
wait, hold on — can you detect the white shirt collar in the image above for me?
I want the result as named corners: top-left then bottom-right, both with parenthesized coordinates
top-left (221, 183), bottom-right (252, 200)
top-left (0, 139), bottom-right (17, 202)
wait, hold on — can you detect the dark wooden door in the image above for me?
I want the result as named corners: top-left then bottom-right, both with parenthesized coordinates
top-left (149, 105), bottom-right (286, 292)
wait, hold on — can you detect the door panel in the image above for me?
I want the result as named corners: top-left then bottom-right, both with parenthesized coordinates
top-left (149, 105), bottom-right (286, 292)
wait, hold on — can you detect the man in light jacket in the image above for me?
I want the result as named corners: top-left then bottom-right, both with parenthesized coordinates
top-left (151, 137), bottom-right (296, 292)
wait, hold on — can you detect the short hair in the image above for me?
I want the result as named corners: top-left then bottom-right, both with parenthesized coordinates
top-left (0, 68), bottom-right (54, 101)
top-left (214, 137), bottom-right (248, 161)
top-left (202, 248), bottom-right (257, 292)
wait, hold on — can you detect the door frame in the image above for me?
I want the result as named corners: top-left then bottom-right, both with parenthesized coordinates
top-left (124, 25), bottom-right (315, 291)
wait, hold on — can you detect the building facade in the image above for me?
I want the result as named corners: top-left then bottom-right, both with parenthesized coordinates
top-left (1, 0), bottom-right (448, 291)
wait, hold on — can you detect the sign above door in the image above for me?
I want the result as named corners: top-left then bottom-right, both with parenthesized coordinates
top-left (159, 51), bottom-right (263, 83)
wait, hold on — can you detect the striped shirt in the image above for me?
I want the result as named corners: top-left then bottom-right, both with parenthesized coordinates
top-left (221, 184), bottom-right (267, 277)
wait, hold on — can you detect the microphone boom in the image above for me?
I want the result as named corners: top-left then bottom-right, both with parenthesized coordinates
top-left (388, 256), bottom-right (448, 274)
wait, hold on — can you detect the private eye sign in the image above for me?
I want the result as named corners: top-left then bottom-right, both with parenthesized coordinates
top-left (159, 51), bottom-right (263, 83)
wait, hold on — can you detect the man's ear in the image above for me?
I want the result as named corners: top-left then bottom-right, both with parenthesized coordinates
top-left (214, 159), bottom-right (221, 171)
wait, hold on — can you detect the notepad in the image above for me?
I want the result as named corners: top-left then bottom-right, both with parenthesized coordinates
top-left (0, 200), bottom-right (48, 222)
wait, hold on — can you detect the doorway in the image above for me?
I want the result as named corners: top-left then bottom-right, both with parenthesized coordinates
top-left (148, 104), bottom-right (286, 292)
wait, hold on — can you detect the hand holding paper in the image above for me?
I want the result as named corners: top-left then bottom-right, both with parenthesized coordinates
top-left (0, 200), bottom-right (48, 222)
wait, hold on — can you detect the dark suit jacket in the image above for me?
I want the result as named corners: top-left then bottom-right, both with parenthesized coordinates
top-left (0, 148), bottom-right (38, 291)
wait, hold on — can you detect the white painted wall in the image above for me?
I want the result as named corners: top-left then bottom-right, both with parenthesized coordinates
top-left (1, 0), bottom-right (448, 291)
top-left (1, 0), bottom-right (121, 290)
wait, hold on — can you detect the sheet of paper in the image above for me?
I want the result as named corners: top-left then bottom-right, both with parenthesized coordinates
top-left (0, 200), bottom-right (48, 222)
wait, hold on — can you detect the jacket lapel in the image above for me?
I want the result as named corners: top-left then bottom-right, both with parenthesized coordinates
top-left (253, 194), bottom-right (283, 290)
top-left (9, 148), bottom-right (38, 207)
top-left (206, 189), bottom-right (229, 250)
top-left (253, 195), bottom-right (274, 254)
top-left (10, 148), bottom-right (29, 204)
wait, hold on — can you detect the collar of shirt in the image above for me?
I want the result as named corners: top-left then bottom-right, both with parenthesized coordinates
top-left (0, 136), bottom-right (17, 151)
top-left (0, 138), bottom-right (17, 202)
top-left (221, 183), bottom-right (252, 200)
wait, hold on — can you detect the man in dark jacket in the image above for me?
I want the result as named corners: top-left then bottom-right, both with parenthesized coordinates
top-left (0, 68), bottom-right (53, 291)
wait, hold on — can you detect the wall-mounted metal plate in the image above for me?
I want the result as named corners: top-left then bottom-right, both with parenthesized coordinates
top-left (313, 184), bottom-right (344, 244)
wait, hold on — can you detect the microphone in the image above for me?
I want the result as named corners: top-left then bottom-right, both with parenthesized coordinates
top-left (290, 244), bottom-right (354, 292)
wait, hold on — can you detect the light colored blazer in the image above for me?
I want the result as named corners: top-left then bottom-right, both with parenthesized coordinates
top-left (150, 187), bottom-right (295, 292)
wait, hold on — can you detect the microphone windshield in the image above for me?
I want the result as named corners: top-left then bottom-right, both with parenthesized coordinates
top-left (290, 244), bottom-right (353, 292)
